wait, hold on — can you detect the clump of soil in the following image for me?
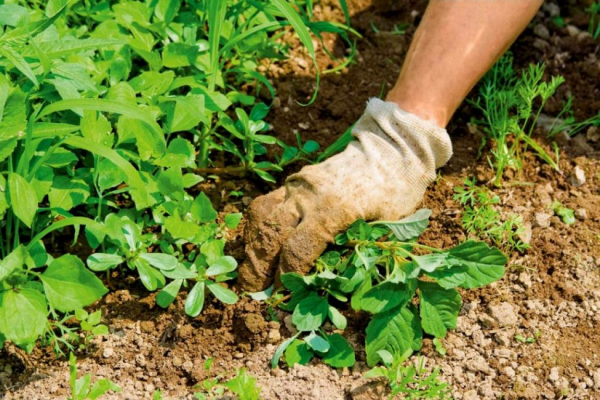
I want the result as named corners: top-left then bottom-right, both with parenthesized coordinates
top-left (2, 0), bottom-right (600, 399)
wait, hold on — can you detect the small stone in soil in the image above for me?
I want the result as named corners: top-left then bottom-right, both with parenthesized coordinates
top-left (489, 302), bottom-right (518, 327)
top-left (568, 166), bottom-right (586, 187)
top-left (103, 347), bottom-right (114, 358)
top-left (575, 208), bottom-right (587, 220)
top-left (533, 212), bottom-right (552, 228)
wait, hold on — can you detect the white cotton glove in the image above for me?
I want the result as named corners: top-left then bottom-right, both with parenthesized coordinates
top-left (238, 98), bottom-right (452, 291)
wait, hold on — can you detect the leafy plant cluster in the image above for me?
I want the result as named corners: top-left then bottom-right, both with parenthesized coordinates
top-left (471, 53), bottom-right (564, 185)
top-left (270, 209), bottom-right (508, 370)
top-left (454, 177), bottom-right (529, 253)
top-left (0, 0), bottom-right (354, 352)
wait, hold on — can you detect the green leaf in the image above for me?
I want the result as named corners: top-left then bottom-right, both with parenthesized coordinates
top-left (164, 216), bottom-right (202, 241)
top-left (448, 240), bottom-right (507, 289)
top-left (75, 374), bottom-right (92, 399)
top-left (224, 213), bottom-right (242, 229)
top-left (0, 288), bottom-right (47, 350)
top-left (165, 95), bottom-right (206, 133)
top-left (419, 281), bottom-right (461, 338)
top-left (0, 245), bottom-right (26, 281)
top-left (191, 192), bottom-right (218, 223)
top-left (139, 253), bottom-right (178, 271)
top-left (271, 334), bottom-right (299, 368)
top-left (224, 368), bottom-right (261, 400)
top-left (87, 253), bottom-right (124, 272)
top-left (373, 209), bottom-right (431, 241)
top-left (40, 255), bottom-right (108, 312)
top-left (285, 339), bottom-right (314, 367)
top-left (155, 138), bottom-right (196, 168)
top-left (157, 168), bottom-right (184, 201)
top-left (206, 256), bottom-right (237, 276)
top-left (292, 293), bottom-right (328, 332)
top-left (89, 379), bottom-right (121, 400)
top-left (157, 279), bottom-right (182, 309)
top-left (0, 46), bottom-right (38, 87)
top-left (48, 175), bottom-right (90, 212)
top-left (359, 282), bottom-right (410, 314)
top-left (185, 281), bottom-right (205, 317)
top-left (328, 306), bottom-right (347, 330)
top-left (322, 333), bottom-right (355, 368)
top-left (7, 172), bottom-right (38, 228)
top-left (162, 43), bottom-right (197, 68)
top-left (305, 331), bottom-right (330, 352)
top-left (280, 273), bottom-right (309, 292)
top-left (134, 259), bottom-right (164, 292)
top-left (87, 310), bottom-right (102, 326)
top-left (31, 165), bottom-right (54, 202)
top-left (365, 306), bottom-right (416, 366)
top-left (206, 281), bottom-right (238, 304)
top-left (425, 265), bottom-right (468, 289)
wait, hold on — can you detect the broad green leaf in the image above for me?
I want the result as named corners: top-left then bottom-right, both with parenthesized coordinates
top-left (0, 288), bottom-right (47, 349)
top-left (40, 255), bottom-right (108, 312)
top-left (448, 240), bottom-right (507, 288)
top-left (280, 273), bottom-right (309, 292)
top-left (206, 281), bottom-right (238, 304)
top-left (224, 368), bottom-right (261, 400)
top-left (87, 253), bottom-right (124, 272)
top-left (271, 333), bottom-right (299, 368)
top-left (81, 110), bottom-right (113, 147)
top-left (206, 256), bottom-right (237, 276)
top-left (157, 279), bottom-right (183, 309)
top-left (305, 331), bottom-right (330, 352)
top-left (191, 192), bottom-right (217, 223)
top-left (134, 259), bottom-right (164, 291)
top-left (157, 168), bottom-right (184, 201)
top-left (292, 293), bottom-right (328, 332)
top-left (31, 165), bottom-right (54, 202)
top-left (425, 265), bottom-right (468, 289)
top-left (419, 281), bottom-right (461, 338)
top-left (164, 216), bottom-right (202, 241)
top-left (185, 281), bottom-right (206, 317)
top-left (373, 209), bottom-right (431, 241)
top-left (322, 333), bottom-right (355, 368)
top-left (285, 339), bottom-right (314, 367)
top-left (162, 263), bottom-right (198, 280)
top-left (359, 282), bottom-right (410, 314)
top-left (224, 213), bottom-right (242, 229)
top-left (162, 43), bottom-right (197, 68)
top-left (155, 138), bottom-right (196, 168)
top-left (365, 306), bottom-right (416, 366)
top-left (154, 0), bottom-right (181, 24)
top-left (350, 276), bottom-right (372, 311)
top-left (0, 245), bottom-right (26, 281)
top-left (412, 253), bottom-right (448, 273)
top-left (139, 253), bottom-right (177, 271)
top-left (7, 172), bottom-right (38, 227)
top-left (0, 137), bottom-right (17, 163)
top-left (97, 159), bottom-right (126, 192)
top-left (328, 306), bottom-right (347, 330)
top-left (48, 175), bottom-right (90, 212)
top-left (0, 87), bottom-right (26, 139)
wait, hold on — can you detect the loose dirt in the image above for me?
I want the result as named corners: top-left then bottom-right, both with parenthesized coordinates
top-left (2, 0), bottom-right (599, 399)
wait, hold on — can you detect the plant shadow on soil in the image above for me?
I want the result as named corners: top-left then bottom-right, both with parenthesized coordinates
top-left (2, 0), bottom-right (600, 399)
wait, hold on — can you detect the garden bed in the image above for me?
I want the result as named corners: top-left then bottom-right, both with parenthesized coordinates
top-left (2, 0), bottom-right (600, 399)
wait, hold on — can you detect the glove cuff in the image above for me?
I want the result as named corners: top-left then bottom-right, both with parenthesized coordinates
top-left (352, 98), bottom-right (453, 170)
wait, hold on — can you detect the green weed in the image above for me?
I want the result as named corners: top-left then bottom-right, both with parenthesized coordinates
top-left (364, 350), bottom-right (451, 400)
top-left (0, 0), bottom-right (355, 353)
top-left (68, 352), bottom-right (121, 400)
top-left (270, 209), bottom-right (507, 369)
top-left (550, 200), bottom-right (575, 225)
top-left (588, 2), bottom-right (600, 39)
top-left (454, 177), bottom-right (529, 253)
top-left (192, 358), bottom-right (261, 400)
top-left (471, 53), bottom-right (564, 185)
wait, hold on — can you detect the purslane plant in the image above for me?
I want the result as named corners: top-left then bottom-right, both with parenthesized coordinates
top-left (271, 209), bottom-right (508, 368)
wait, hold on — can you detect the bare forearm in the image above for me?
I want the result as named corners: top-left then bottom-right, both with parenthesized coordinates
top-left (386, 0), bottom-right (543, 127)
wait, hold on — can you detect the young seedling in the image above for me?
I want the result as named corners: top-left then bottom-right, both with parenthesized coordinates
top-left (364, 350), bottom-right (451, 399)
top-left (550, 200), bottom-right (575, 225)
top-left (192, 358), bottom-right (261, 400)
top-left (271, 209), bottom-right (508, 368)
top-left (454, 177), bottom-right (530, 253)
top-left (68, 353), bottom-right (120, 400)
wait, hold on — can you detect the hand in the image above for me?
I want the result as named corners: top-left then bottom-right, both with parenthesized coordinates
top-left (238, 98), bottom-right (452, 292)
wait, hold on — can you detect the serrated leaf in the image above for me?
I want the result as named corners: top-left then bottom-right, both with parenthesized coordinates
top-left (40, 254), bottom-right (108, 312)
top-left (292, 293), bottom-right (328, 332)
top-left (419, 281), bottom-right (461, 338)
top-left (448, 240), bottom-right (507, 288)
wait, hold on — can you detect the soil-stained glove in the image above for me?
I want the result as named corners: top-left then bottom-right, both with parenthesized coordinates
top-left (238, 98), bottom-right (453, 292)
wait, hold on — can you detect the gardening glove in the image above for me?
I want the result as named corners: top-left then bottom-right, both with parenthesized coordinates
top-left (238, 98), bottom-right (453, 292)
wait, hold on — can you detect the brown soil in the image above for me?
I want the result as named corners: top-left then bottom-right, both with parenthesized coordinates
top-left (3, 1), bottom-right (600, 399)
